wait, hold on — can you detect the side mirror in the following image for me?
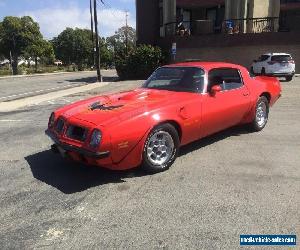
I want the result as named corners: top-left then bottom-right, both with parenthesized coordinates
top-left (210, 85), bottom-right (222, 96)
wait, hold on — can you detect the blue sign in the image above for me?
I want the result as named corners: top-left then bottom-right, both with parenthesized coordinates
top-left (240, 235), bottom-right (297, 246)
top-left (171, 43), bottom-right (176, 55)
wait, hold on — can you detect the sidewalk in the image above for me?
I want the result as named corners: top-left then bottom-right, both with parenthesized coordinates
top-left (0, 81), bottom-right (109, 112)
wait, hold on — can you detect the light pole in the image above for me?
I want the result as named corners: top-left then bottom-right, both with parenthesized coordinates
top-left (93, 0), bottom-right (102, 82)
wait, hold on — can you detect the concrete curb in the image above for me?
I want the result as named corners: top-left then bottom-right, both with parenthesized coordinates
top-left (0, 82), bottom-right (109, 112)
top-left (0, 70), bottom-right (114, 80)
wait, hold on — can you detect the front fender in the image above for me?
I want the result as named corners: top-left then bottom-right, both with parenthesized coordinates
top-left (108, 109), bottom-right (184, 165)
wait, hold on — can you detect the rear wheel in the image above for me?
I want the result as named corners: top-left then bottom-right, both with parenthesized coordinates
top-left (249, 96), bottom-right (269, 131)
top-left (286, 75), bottom-right (293, 82)
top-left (261, 68), bottom-right (266, 75)
top-left (142, 124), bottom-right (179, 173)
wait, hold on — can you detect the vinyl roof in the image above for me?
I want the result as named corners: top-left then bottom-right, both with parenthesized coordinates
top-left (164, 61), bottom-right (247, 71)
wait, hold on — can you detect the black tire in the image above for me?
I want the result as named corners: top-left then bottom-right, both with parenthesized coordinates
top-left (142, 123), bottom-right (179, 173)
top-left (261, 68), bottom-right (266, 75)
top-left (285, 75), bottom-right (293, 82)
top-left (249, 96), bottom-right (269, 132)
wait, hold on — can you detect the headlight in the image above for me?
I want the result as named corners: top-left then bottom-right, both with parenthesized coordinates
top-left (48, 112), bottom-right (55, 128)
top-left (90, 129), bottom-right (102, 148)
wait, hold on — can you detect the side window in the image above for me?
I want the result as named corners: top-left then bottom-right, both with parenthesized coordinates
top-left (258, 55), bottom-right (270, 62)
top-left (208, 68), bottom-right (243, 92)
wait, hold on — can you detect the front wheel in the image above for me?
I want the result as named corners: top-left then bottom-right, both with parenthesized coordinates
top-left (286, 75), bottom-right (293, 82)
top-left (142, 124), bottom-right (179, 173)
top-left (249, 96), bottom-right (269, 132)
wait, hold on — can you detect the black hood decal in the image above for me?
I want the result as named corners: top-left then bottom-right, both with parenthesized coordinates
top-left (90, 102), bottom-right (123, 111)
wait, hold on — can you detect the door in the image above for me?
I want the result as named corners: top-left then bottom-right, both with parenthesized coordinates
top-left (200, 68), bottom-right (251, 138)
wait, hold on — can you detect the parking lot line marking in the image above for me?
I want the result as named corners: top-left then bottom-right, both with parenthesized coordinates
top-left (0, 83), bottom-right (83, 100)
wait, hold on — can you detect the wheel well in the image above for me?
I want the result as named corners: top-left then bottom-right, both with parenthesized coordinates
top-left (260, 92), bottom-right (271, 103)
top-left (157, 120), bottom-right (182, 142)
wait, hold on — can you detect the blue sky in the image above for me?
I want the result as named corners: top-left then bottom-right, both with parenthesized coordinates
top-left (0, 0), bottom-right (136, 39)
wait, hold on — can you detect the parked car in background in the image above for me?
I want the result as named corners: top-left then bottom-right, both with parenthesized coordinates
top-left (46, 62), bottom-right (281, 173)
top-left (54, 60), bottom-right (63, 66)
top-left (18, 59), bottom-right (36, 66)
top-left (0, 59), bottom-right (10, 66)
top-left (251, 53), bottom-right (295, 81)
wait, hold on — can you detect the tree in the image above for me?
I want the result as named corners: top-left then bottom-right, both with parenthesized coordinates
top-left (52, 28), bottom-right (113, 70)
top-left (107, 26), bottom-right (136, 57)
top-left (24, 39), bottom-right (55, 72)
top-left (116, 45), bottom-right (164, 80)
top-left (0, 16), bottom-right (45, 75)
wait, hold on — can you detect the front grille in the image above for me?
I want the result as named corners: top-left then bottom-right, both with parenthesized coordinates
top-left (55, 118), bottom-right (65, 134)
top-left (66, 125), bottom-right (87, 142)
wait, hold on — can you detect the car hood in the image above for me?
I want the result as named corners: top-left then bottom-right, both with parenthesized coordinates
top-left (60, 88), bottom-right (185, 127)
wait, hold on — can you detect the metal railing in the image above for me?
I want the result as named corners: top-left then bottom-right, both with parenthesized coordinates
top-left (222, 17), bottom-right (279, 34)
top-left (164, 20), bottom-right (221, 36)
top-left (163, 17), bottom-right (281, 37)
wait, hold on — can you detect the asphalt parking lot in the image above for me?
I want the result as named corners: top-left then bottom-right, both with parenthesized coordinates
top-left (0, 77), bottom-right (299, 249)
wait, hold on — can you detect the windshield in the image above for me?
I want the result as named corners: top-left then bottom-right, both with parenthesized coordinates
top-left (143, 67), bottom-right (205, 93)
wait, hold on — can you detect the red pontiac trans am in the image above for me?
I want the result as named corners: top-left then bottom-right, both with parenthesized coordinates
top-left (46, 62), bottom-right (281, 173)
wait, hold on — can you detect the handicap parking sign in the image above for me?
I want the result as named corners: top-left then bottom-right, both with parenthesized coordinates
top-left (171, 43), bottom-right (176, 55)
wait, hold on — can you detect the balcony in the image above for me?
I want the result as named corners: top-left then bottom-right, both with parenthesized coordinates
top-left (164, 17), bottom-right (282, 37)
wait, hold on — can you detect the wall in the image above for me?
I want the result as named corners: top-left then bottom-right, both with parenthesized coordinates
top-left (249, 0), bottom-right (280, 18)
top-left (136, 0), bottom-right (160, 44)
top-left (175, 45), bottom-right (300, 72)
top-left (225, 0), bottom-right (247, 19)
top-left (158, 32), bottom-right (300, 72)
top-left (284, 9), bottom-right (300, 31)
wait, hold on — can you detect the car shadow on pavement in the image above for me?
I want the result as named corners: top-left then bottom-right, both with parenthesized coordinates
top-left (179, 125), bottom-right (250, 156)
top-left (25, 150), bottom-right (144, 194)
top-left (26, 126), bottom-right (250, 194)
top-left (67, 76), bottom-right (119, 83)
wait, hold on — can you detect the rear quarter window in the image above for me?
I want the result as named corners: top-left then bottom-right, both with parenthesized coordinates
top-left (271, 55), bottom-right (292, 62)
top-left (208, 68), bottom-right (243, 91)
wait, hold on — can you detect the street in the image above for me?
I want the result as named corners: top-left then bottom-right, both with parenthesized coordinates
top-left (0, 70), bottom-right (117, 102)
top-left (0, 76), bottom-right (299, 249)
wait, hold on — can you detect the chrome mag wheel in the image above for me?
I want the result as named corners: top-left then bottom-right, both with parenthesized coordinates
top-left (146, 131), bottom-right (174, 166)
top-left (256, 101), bottom-right (268, 127)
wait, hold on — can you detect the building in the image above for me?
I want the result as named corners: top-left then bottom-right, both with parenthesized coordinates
top-left (136, 0), bottom-right (300, 72)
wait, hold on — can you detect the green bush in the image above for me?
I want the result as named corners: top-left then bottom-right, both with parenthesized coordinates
top-left (116, 44), bottom-right (165, 80)
top-left (0, 65), bottom-right (11, 76)
top-left (0, 69), bottom-right (11, 76)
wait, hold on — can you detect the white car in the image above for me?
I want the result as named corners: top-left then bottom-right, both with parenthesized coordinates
top-left (251, 53), bottom-right (295, 81)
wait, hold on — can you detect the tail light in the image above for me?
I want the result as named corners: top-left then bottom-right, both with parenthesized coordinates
top-left (268, 61), bottom-right (277, 65)
top-left (289, 60), bottom-right (295, 64)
